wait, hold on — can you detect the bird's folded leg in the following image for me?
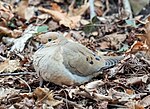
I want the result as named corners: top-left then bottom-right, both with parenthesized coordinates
top-left (39, 76), bottom-right (44, 87)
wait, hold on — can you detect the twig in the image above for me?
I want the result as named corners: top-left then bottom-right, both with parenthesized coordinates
top-left (16, 76), bottom-right (32, 93)
top-left (103, 0), bottom-right (110, 16)
top-left (55, 96), bottom-right (85, 109)
top-left (122, 0), bottom-right (133, 19)
top-left (89, 0), bottom-right (96, 20)
top-left (0, 72), bottom-right (34, 76)
top-left (0, 55), bottom-right (7, 60)
top-left (141, 57), bottom-right (150, 66)
top-left (37, 90), bottom-right (52, 103)
top-left (108, 104), bottom-right (127, 108)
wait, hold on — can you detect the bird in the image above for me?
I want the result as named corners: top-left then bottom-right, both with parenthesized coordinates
top-left (33, 32), bottom-right (124, 86)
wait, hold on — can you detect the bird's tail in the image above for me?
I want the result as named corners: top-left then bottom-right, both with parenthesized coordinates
top-left (102, 56), bottom-right (124, 70)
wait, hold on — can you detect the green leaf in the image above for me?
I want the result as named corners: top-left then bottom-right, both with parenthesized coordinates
top-left (125, 20), bottom-right (137, 28)
top-left (117, 44), bottom-right (129, 53)
top-left (37, 25), bottom-right (49, 33)
top-left (92, 16), bottom-right (100, 23)
top-left (83, 23), bottom-right (96, 34)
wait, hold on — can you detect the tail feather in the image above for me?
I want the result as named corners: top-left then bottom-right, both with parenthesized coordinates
top-left (102, 56), bottom-right (123, 70)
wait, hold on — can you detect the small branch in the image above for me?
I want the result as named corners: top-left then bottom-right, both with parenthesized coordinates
top-left (103, 0), bottom-right (110, 16)
top-left (122, 0), bottom-right (133, 19)
top-left (0, 72), bottom-right (34, 76)
top-left (89, 0), bottom-right (96, 20)
top-left (16, 76), bottom-right (32, 93)
top-left (0, 55), bottom-right (7, 61)
top-left (55, 96), bottom-right (85, 109)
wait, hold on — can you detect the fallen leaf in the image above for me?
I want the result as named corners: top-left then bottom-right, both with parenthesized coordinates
top-left (50, 3), bottom-right (63, 12)
top-left (24, 6), bottom-right (36, 21)
top-left (125, 19), bottom-right (137, 28)
top-left (0, 1), bottom-right (14, 26)
top-left (93, 93), bottom-right (112, 101)
top-left (10, 24), bottom-right (39, 52)
top-left (0, 87), bottom-right (19, 100)
top-left (33, 87), bottom-right (63, 106)
top-left (126, 41), bottom-right (148, 54)
top-left (68, 0), bottom-right (89, 16)
top-left (126, 75), bottom-right (149, 85)
top-left (37, 25), bottom-right (48, 33)
top-left (0, 26), bottom-right (22, 38)
top-left (139, 95), bottom-right (150, 107)
top-left (85, 80), bottom-right (105, 90)
top-left (15, 0), bottom-right (29, 19)
top-left (38, 7), bottom-right (81, 29)
top-left (0, 59), bottom-right (21, 73)
top-left (106, 33), bottom-right (127, 50)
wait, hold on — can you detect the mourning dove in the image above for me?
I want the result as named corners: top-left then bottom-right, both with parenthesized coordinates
top-left (33, 32), bottom-right (124, 86)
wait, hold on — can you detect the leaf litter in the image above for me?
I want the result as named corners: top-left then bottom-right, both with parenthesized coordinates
top-left (0, 0), bottom-right (150, 108)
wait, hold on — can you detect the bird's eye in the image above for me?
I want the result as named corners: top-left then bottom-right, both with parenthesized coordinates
top-left (48, 38), bottom-right (52, 42)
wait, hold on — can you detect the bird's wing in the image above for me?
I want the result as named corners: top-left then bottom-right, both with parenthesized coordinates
top-left (62, 42), bottom-right (106, 76)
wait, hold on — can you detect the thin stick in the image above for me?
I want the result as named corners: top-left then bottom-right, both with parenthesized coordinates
top-left (122, 0), bottom-right (132, 19)
top-left (16, 76), bottom-right (32, 93)
top-left (55, 96), bottom-right (85, 109)
top-left (103, 0), bottom-right (110, 16)
top-left (0, 72), bottom-right (34, 76)
top-left (89, 0), bottom-right (96, 20)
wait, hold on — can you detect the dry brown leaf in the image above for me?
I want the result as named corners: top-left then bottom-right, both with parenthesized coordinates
top-left (135, 19), bottom-right (150, 57)
top-left (108, 88), bottom-right (144, 103)
top-left (99, 41), bottom-right (110, 49)
top-left (126, 41), bottom-right (148, 54)
top-left (50, 3), bottom-right (63, 12)
top-left (139, 95), bottom-right (150, 107)
top-left (15, 0), bottom-right (29, 19)
top-left (135, 104), bottom-right (145, 109)
top-left (59, 15), bottom-right (81, 29)
top-left (0, 44), bottom-right (6, 55)
top-left (97, 101), bottom-right (108, 109)
top-left (0, 1), bottom-right (14, 26)
top-left (126, 75), bottom-right (148, 86)
top-left (11, 24), bottom-right (38, 52)
top-left (0, 87), bottom-right (19, 100)
top-left (16, 0), bottom-right (35, 21)
top-left (126, 89), bottom-right (135, 95)
top-left (33, 87), bottom-right (63, 106)
top-left (125, 101), bottom-right (144, 109)
top-left (24, 6), bottom-right (36, 21)
top-left (105, 33), bottom-right (127, 50)
top-left (0, 26), bottom-right (22, 38)
top-left (85, 80), bottom-right (105, 90)
top-left (144, 21), bottom-right (150, 56)
top-left (38, 7), bottom-right (81, 29)
top-left (94, 0), bottom-right (103, 16)
top-left (0, 59), bottom-right (21, 73)
top-left (93, 93), bottom-right (112, 101)
top-left (68, 0), bottom-right (89, 16)
top-left (38, 7), bottom-right (67, 22)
